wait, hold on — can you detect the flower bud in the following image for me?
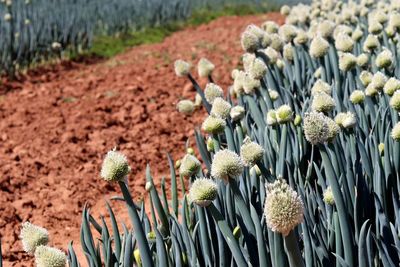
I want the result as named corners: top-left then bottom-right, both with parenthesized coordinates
top-left (197, 58), bottom-right (215, 77)
top-left (20, 222), bottom-right (49, 254)
top-left (294, 30), bottom-right (309, 45)
top-left (392, 122), bottom-right (400, 141)
top-left (189, 178), bottom-right (218, 207)
top-left (248, 58), bottom-right (267, 80)
top-left (352, 27), bottom-right (364, 41)
top-left (230, 105), bottom-right (245, 122)
top-left (211, 149), bottom-right (244, 182)
top-left (312, 92), bottom-right (336, 113)
top-left (266, 110), bottom-right (278, 126)
top-left (310, 36), bottom-right (330, 58)
top-left (371, 72), bottom-right (387, 91)
top-left (174, 60), bottom-right (191, 77)
top-left (318, 20), bottom-right (335, 39)
top-left (264, 47), bottom-right (279, 64)
top-left (194, 93), bottom-right (202, 107)
top-left (240, 137), bottom-right (264, 166)
top-left (202, 115), bottom-right (226, 134)
top-left (268, 89), bottom-right (279, 101)
top-left (134, 249), bottom-right (141, 267)
top-left (34, 246), bottom-right (66, 267)
top-left (100, 150), bottom-right (131, 182)
top-left (264, 178), bottom-right (304, 236)
top-left (384, 78), bottom-right (400, 96)
top-left (262, 21), bottom-right (279, 34)
top-left (368, 21), bottom-right (383, 34)
top-left (303, 112), bottom-right (329, 145)
top-left (350, 90), bottom-right (365, 104)
top-left (4, 13), bottom-right (11, 21)
top-left (378, 143), bottom-right (385, 156)
top-left (294, 115), bottom-right (302, 126)
top-left (211, 97), bottom-right (231, 119)
top-left (323, 187), bottom-right (335, 205)
top-left (243, 74), bottom-right (261, 94)
top-left (177, 100), bottom-right (195, 115)
top-left (145, 182), bottom-right (153, 192)
top-left (279, 24), bottom-right (297, 43)
top-left (206, 137), bottom-right (214, 152)
top-left (270, 33), bottom-right (284, 51)
top-left (233, 226), bottom-right (242, 239)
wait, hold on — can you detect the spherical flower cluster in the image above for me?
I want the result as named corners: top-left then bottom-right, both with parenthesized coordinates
top-left (260, 33), bottom-right (272, 48)
top-left (363, 34), bottom-right (379, 52)
top-left (100, 150), bottom-right (131, 182)
top-left (204, 83), bottom-right (224, 104)
top-left (179, 154), bottom-right (201, 177)
top-left (264, 47), bottom-right (279, 64)
top-left (335, 112), bottom-right (356, 129)
top-left (283, 43), bottom-right (294, 61)
top-left (264, 178), bottom-right (304, 236)
top-left (211, 149), bottom-right (244, 182)
top-left (389, 12), bottom-right (400, 29)
top-left (390, 91), bottom-right (400, 111)
top-left (174, 60), bottom-right (191, 77)
top-left (243, 74), bottom-right (261, 94)
top-left (365, 83), bottom-right (378, 97)
top-left (240, 137), bottom-right (264, 166)
top-left (211, 97), bottom-right (231, 119)
top-left (248, 58), bottom-right (267, 80)
top-left (241, 31), bottom-right (259, 53)
top-left (312, 92), bottom-right (336, 113)
top-left (189, 178), bottom-right (218, 207)
top-left (279, 24), bottom-right (297, 43)
top-left (230, 105), bottom-right (245, 122)
top-left (371, 72), bottom-right (387, 91)
top-left (233, 70), bottom-right (246, 95)
top-left (357, 53), bottom-right (369, 67)
top-left (262, 21), bottom-right (279, 34)
top-left (335, 33), bottom-right (354, 52)
top-left (384, 78), bottom-right (400, 96)
top-left (391, 122), bottom-right (400, 141)
top-left (294, 30), bottom-right (309, 45)
top-left (202, 115), bottom-right (226, 134)
top-left (359, 71), bottom-right (373, 87)
top-left (20, 222), bottom-right (49, 254)
top-left (350, 90), bottom-right (365, 104)
top-left (311, 80), bottom-right (332, 96)
top-left (303, 112), bottom-right (330, 145)
top-left (368, 21), bottom-right (383, 34)
top-left (323, 187), bottom-right (335, 205)
top-left (375, 49), bottom-right (393, 69)
top-left (318, 20), bottom-right (335, 38)
top-left (310, 36), bottom-right (330, 58)
top-left (338, 52), bottom-right (357, 72)
top-left (276, 104), bottom-right (293, 124)
top-left (326, 117), bottom-right (340, 142)
top-left (34, 246), bottom-right (66, 267)
top-left (352, 27), bottom-right (364, 41)
top-left (280, 5), bottom-right (291, 16)
top-left (269, 33), bottom-right (284, 51)
top-left (177, 100), bottom-right (195, 115)
top-left (197, 58), bottom-right (215, 77)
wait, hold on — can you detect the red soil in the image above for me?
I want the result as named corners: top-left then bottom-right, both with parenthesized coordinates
top-left (0, 13), bottom-right (283, 266)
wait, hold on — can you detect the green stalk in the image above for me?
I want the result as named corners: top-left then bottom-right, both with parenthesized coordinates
top-left (207, 203), bottom-right (249, 267)
top-left (118, 181), bottom-right (153, 267)
top-left (319, 146), bottom-right (354, 267)
top-left (283, 230), bottom-right (305, 267)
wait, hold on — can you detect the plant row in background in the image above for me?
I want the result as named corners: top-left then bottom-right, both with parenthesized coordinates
top-left (0, 0), bottom-right (299, 77)
top-left (4, 0), bottom-right (400, 266)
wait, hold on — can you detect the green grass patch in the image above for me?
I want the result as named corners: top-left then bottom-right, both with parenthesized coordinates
top-left (84, 3), bottom-right (278, 59)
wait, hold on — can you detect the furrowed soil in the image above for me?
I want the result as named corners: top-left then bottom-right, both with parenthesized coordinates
top-left (0, 13), bottom-right (283, 266)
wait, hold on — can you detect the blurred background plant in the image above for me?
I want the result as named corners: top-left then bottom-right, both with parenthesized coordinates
top-left (0, 0), bottom-right (303, 77)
